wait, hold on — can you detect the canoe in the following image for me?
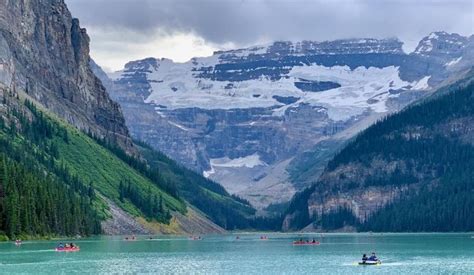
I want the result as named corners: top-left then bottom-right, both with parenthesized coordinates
top-left (55, 247), bottom-right (80, 252)
top-left (358, 261), bottom-right (381, 265)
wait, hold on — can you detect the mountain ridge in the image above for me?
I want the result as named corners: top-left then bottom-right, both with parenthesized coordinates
top-left (101, 32), bottom-right (473, 210)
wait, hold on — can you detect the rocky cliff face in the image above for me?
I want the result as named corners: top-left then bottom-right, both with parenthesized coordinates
top-left (101, 33), bottom-right (473, 210)
top-left (0, 0), bottom-right (133, 151)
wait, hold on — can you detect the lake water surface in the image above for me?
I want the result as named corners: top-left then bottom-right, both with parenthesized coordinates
top-left (0, 233), bottom-right (473, 274)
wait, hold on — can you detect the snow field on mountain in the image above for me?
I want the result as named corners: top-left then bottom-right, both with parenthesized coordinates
top-left (203, 153), bottom-right (266, 178)
top-left (143, 58), bottom-right (430, 121)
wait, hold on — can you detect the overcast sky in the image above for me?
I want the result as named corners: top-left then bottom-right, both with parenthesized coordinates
top-left (65, 0), bottom-right (473, 72)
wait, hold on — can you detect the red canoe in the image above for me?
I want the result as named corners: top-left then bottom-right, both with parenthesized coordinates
top-left (55, 247), bottom-right (80, 252)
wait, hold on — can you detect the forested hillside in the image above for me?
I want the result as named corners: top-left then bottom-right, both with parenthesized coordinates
top-left (283, 70), bottom-right (474, 232)
top-left (0, 155), bottom-right (101, 239)
top-left (0, 84), bottom-right (262, 238)
top-left (0, 89), bottom-right (104, 239)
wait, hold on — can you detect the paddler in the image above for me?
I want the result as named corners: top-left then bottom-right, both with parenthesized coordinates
top-left (368, 252), bottom-right (378, 261)
top-left (361, 254), bottom-right (368, 263)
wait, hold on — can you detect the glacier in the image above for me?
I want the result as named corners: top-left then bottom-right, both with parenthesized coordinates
top-left (99, 32), bottom-right (473, 211)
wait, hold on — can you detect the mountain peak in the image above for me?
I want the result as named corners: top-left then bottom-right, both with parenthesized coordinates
top-left (215, 38), bottom-right (404, 59)
top-left (414, 32), bottom-right (468, 57)
top-left (123, 57), bottom-right (159, 71)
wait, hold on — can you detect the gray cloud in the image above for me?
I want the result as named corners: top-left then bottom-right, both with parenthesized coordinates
top-left (65, 0), bottom-right (473, 70)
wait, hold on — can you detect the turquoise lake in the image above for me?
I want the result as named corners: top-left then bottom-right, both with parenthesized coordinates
top-left (0, 233), bottom-right (473, 274)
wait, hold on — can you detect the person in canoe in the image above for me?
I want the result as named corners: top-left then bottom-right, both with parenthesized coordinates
top-left (311, 239), bottom-right (317, 244)
top-left (358, 253), bottom-right (381, 265)
top-left (361, 254), bottom-right (368, 263)
top-left (368, 252), bottom-right (378, 261)
top-left (292, 238), bottom-right (302, 244)
top-left (56, 242), bottom-right (79, 251)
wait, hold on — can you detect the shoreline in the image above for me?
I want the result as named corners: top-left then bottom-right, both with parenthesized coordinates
top-left (2, 231), bottom-right (473, 242)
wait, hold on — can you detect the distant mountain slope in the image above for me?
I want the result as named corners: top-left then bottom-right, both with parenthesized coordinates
top-left (134, 141), bottom-right (257, 229)
top-left (283, 69), bottom-right (474, 232)
top-left (104, 33), bottom-right (473, 209)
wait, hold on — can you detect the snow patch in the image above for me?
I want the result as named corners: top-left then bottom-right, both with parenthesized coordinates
top-left (414, 39), bottom-right (433, 54)
top-left (168, 120), bottom-right (189, 131)
top-left (428, 32), bottom-right (439, 40)
top-left (204, 153), bottom-right (266, 179)
top-left (411, 76), bottom-right (431, 90)
top-left (210, 154), bottom-right (266, 169)
top-left (445, 57), bottom-right (462, 67)
top-left (220, 45), bottom-right (269, 57)
top-left (203, 166), bottom-right (215, 178)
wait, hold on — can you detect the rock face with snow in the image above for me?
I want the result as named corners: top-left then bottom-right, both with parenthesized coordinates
top-left (414, 32), bottom-right (468, 59)
top-left (412, 32), bottom-right (473, 85)
top-left (100, 33), bottom-right (473, 210)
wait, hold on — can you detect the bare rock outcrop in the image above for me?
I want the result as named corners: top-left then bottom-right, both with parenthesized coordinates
top-left (0, 0), bottom-right (134, 152)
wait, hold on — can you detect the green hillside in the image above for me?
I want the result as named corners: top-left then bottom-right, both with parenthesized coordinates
top-left (0, 87), bottom-right (189, 238)
top-left (0, 85), bottom-right (264, 238)
top-left (54, 122), bottom-right (186, 218)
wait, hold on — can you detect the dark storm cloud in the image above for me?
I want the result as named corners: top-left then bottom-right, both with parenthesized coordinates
top-left (66, 0), bottom-right (473, 45)
top-left (65, 0), bottom-right (473, 70)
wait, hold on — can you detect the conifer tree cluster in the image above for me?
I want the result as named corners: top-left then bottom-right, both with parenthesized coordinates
top-left (0, 156), bottom-right (100, 238)
top-left (0, 98), bottom-right (101, 238)
top-left (119, 180), bottom-right (171, 223)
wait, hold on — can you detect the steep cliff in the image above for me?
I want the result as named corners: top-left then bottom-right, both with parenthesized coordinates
top-left (0, 0), bottom-right (133, 151)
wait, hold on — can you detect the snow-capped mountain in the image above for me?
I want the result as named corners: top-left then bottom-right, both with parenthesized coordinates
top-left (414, 31), bottom-right (468, 58)
top-left (97, 32), bottom-right (473, 210)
